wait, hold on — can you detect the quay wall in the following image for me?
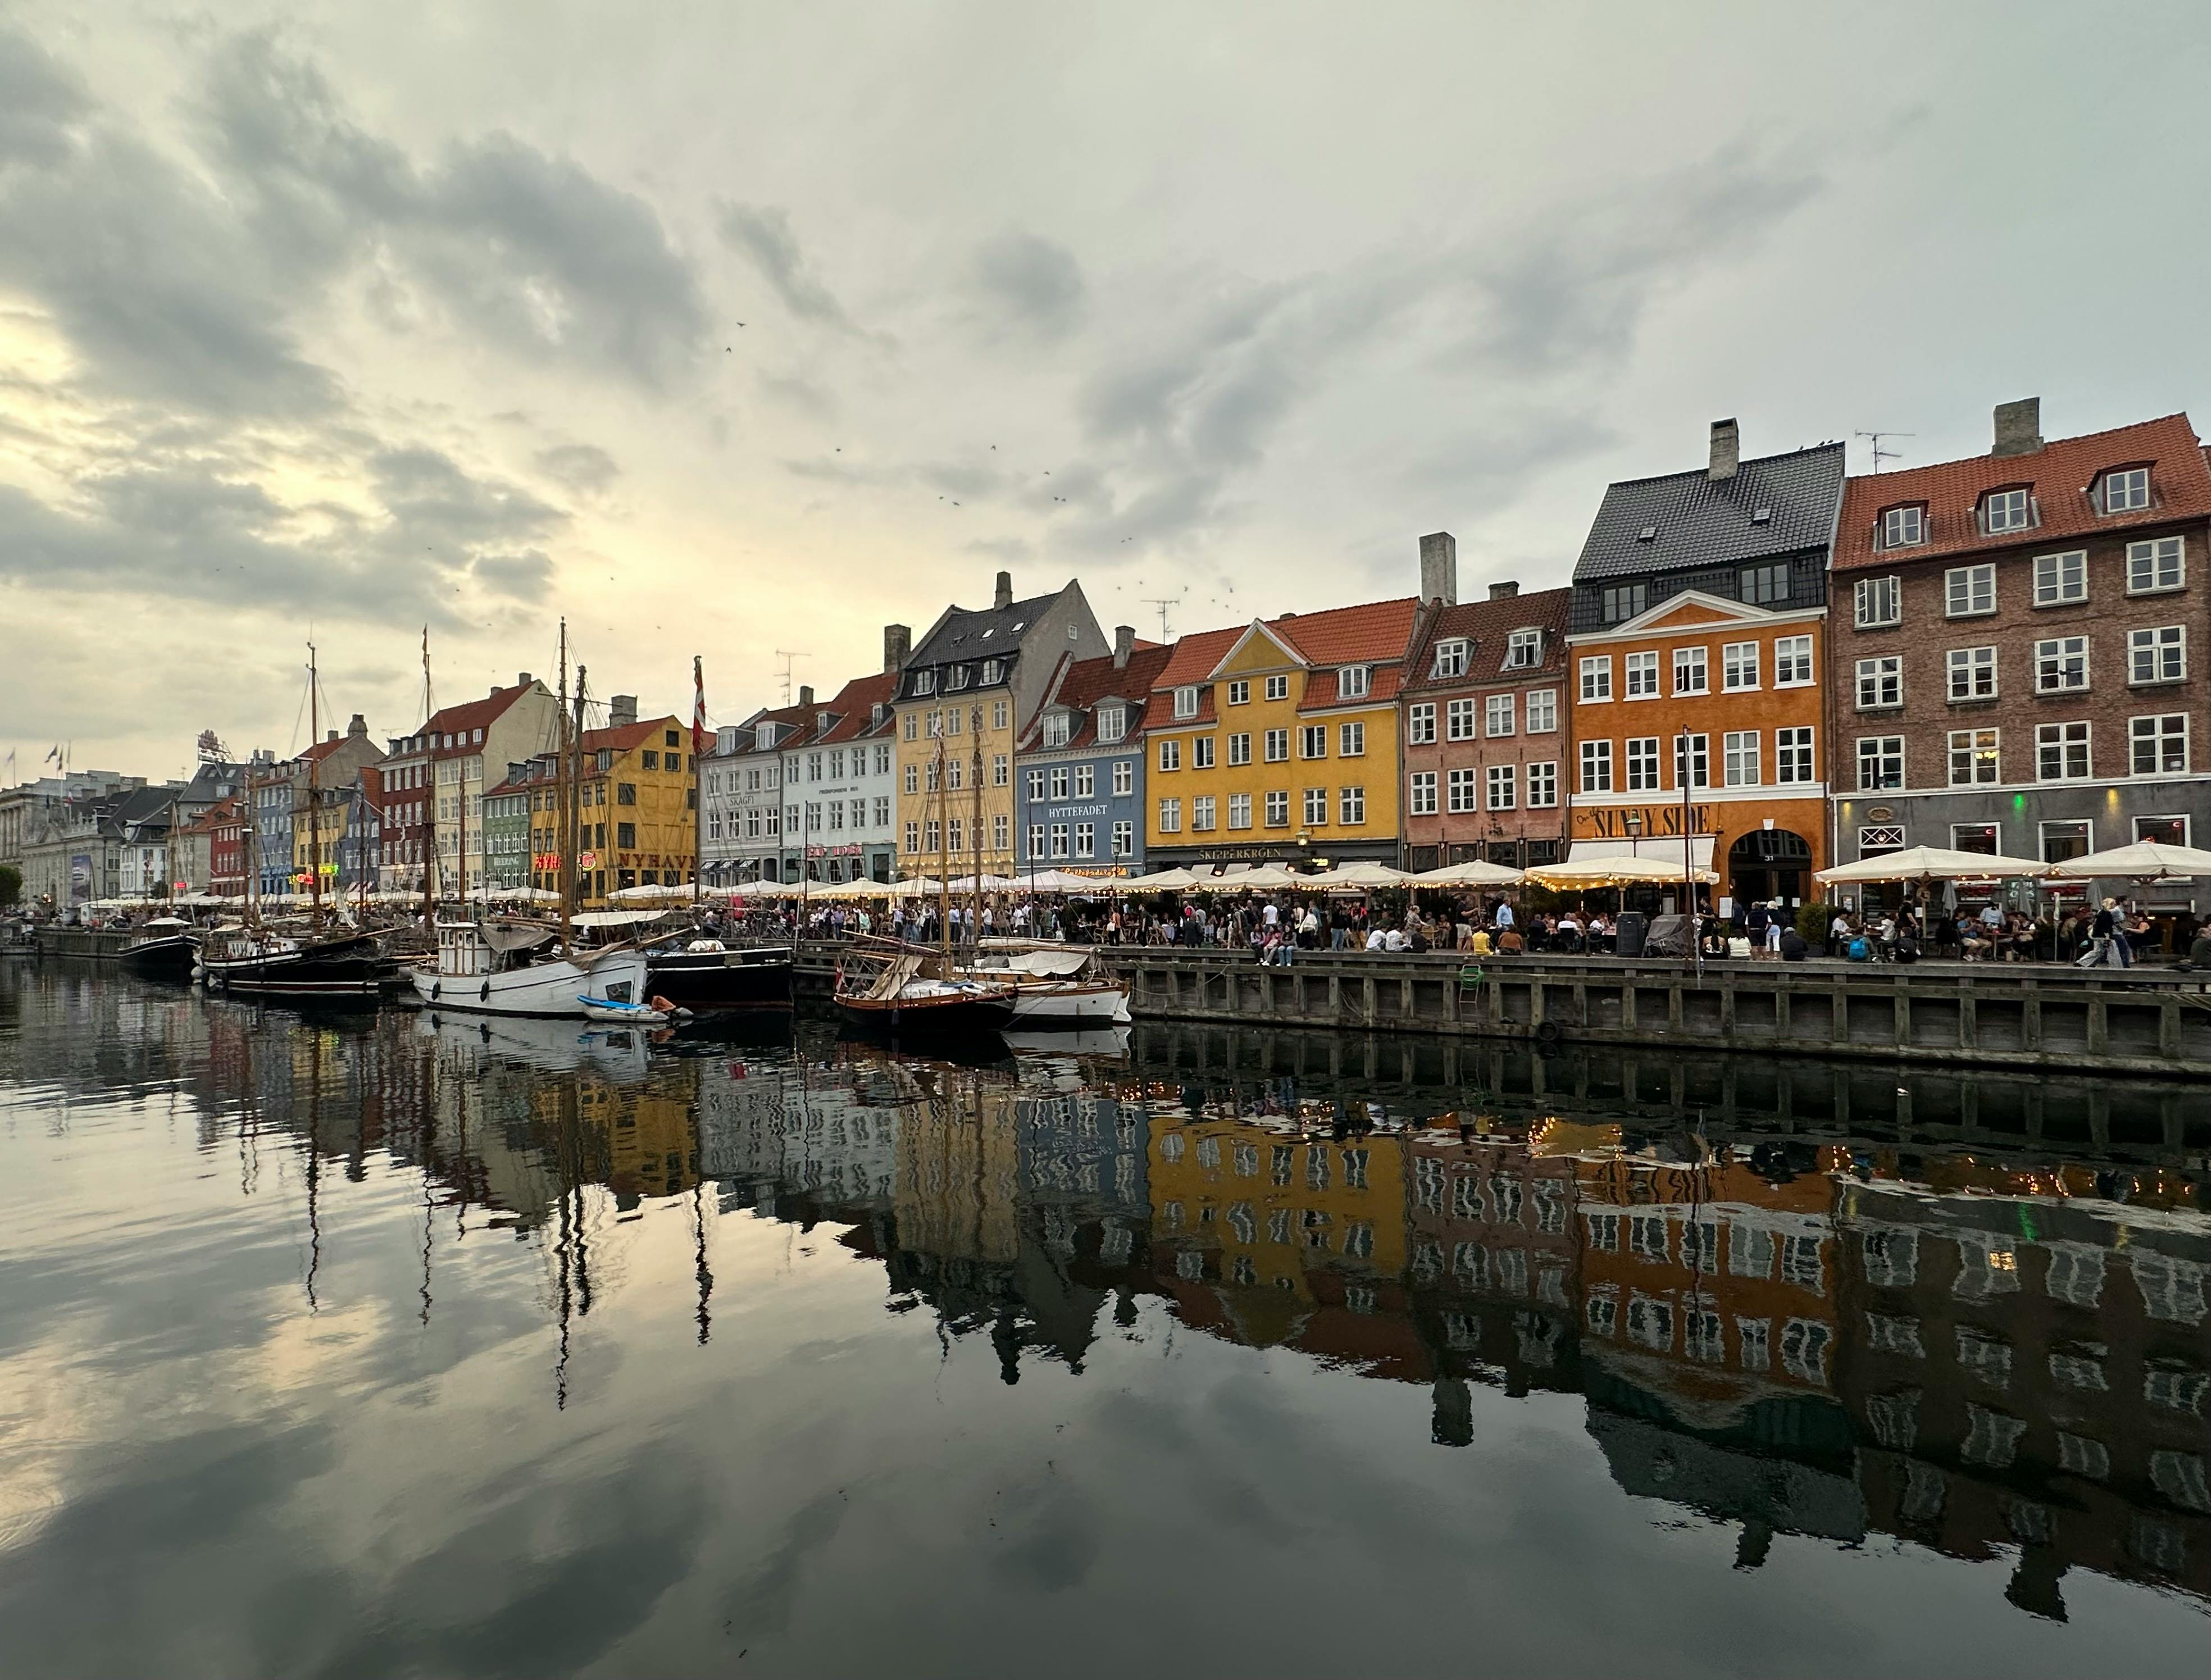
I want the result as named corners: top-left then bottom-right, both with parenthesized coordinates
top-left (31, 928), bottom-right (129, 960)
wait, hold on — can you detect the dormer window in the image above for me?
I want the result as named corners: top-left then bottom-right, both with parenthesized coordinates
top-left (1981, 486), bottom-right (2034, 535)
top-left (871, 703), bottom-right (885, 727)
top-left (756, 723), bottom-right (779, 749)
top-left (1504, 629), bottom-right (1542, 670)
top-left (1042, 712), bottom-right (1071, 748)
top-left (1339, 665), bottom-right (1370, 699)
top-left (2099, 466), bottom-right (2151, 513)
top-left (913, 670), bottom-right (936, 695)
top-left (1878, 504), bottom-right (1926, 549)
top-left (1431, 639), bottom-right (1468, 679)
top-left (981, 658), bottom-right (1004, 684)
top-left (1600, 583), bottom-right (1646, 623)
top-left (1097, 704), bottom-right (1127, 743)
top-left (1172, 686), bottom-right (1200, 720)
top-left (947, 666), bottom-right (971, 691)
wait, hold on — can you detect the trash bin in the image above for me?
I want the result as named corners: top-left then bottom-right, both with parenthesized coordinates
top-left (1614, 910), bottom-right (1648, 958)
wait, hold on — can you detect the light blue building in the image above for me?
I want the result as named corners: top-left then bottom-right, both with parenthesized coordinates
top-left (1013, 634), bottom-right (1170, 882)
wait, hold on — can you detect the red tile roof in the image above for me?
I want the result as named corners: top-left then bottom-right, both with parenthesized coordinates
top-left (814, 672), bottom-right (898, 745)
top-left (1298, 665), bottom-right (1406, 711)
top-left (1149, 598), bottom-right (1421, 696)
top-left (1150, 626), bottom-right (1244, 693)
top-left (1023, 644), bottom-right (1175, 752)
top-left (1401, 587), bottom-right (1573, 692)
top-left (425, 681), bottom-right (545, 753)
top-left (581, 716), bottom-right (683, 755)
top-left (1834, 413), bottom-right (2211, 573)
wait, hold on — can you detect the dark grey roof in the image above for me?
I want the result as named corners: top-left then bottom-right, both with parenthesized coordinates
top-left (907, 591), bottom-right (1062, 668)
top-left (1571, 443), bottom-right (1846, 585)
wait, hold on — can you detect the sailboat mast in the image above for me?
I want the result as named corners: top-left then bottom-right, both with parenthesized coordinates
top-left (570, 663), bottom-right (589, 949)
top-left (935, 737), bottom-right (950, 960)
top-left (555, 627), bottom-right (571, 952)
top-left (970, 704), bottom-right (984, 945)
top-left (307, 641), bottom-right (323, 929)
top-left (691, 655), bottom-right (705, 910)
top-left (421, 627), bottom-right (436, 930)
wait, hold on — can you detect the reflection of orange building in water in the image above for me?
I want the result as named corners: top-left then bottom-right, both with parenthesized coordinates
top-left (1146, 1116), bottom-right (1421, 1378)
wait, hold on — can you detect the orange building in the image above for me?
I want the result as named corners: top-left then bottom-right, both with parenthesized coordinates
top-left (1564, 423), bottom-right (1848, 910)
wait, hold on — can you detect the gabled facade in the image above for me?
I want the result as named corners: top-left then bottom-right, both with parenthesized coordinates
top-left (1143, 587), bottom-right (1422, 869)
top-left (794, 670), bottom-right (899, 884)
top-left (503, 712), bottom-right (695, 905)
top-left (703, 694), bottom-right (816, 885)
top-left (894, 573), bottom-right (1107, 878)
top-left (1566, 422), bottom-right (1847, 908)
top-left (1399, 533), bottom-right (1573, 871)
top-left (1014, 629), bottom-right (1170, 877)
top-left (1828, 402), bottom-right (2211, 902)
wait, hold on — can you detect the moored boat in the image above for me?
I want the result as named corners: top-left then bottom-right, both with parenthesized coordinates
top-left (645, 937), bottom-right (794, 1008)
top-left (834, 941), bottom-right (1018, 1036)
top-left (118, 916), bottom-right (199, 981)
top-left (199, 925), bottom-right (392, 1001)
top-left (966, 945), bottom-right (1132, 1029)
top-left (408, 919), bottom-right (653, 1017)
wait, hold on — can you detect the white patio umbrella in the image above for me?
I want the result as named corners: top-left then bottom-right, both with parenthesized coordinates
top-left (1526, 854), bottom-right (1718, 889)
top-left (1223, 864), bottom-right (1307, 890)
top-left (1125, 867), bottom-right (1204, 890)
top-left (1815, 845), bottom-right (2049, 884)
top-left (1302, 861), bottom-right (1413, 889)
top-left (2041, 840), bottom-right (2211, 881)
top-left (1408, 859), bottom-right (1526, 887)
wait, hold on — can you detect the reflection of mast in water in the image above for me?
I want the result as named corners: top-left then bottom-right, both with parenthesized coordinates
top-left (304, 1027), bottom-right (323, 1314)
top-left (691, 1105), bottom-right (713, 1345)
top-left (552, 1068), bottom-right (595, 1407)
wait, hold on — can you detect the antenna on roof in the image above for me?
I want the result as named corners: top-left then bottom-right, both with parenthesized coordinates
top-left (772, 650), bottom-right (809, 707)
top-left (1854, 431), bottom-right (1915, 473)
top-left (1140, 589), bottom-right (1185, 641)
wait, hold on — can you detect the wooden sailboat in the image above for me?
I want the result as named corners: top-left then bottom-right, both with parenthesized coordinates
top-left (407, 626), bottom-right (650, 1017)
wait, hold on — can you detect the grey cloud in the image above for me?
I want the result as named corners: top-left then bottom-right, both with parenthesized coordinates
top-left (369, 447), bottom-right (565, 548)
top-left (971, 229), bottom-right (1085, 340)
top-left (0, 21), bottom-right (90, 168)
top-left (470, 549), bottom-right (556, 598)
top-left (532, 442), bottom-right (621, 497)
top-left (756, 371), bottom-right (838, 421)
top-left (715, 201), bottom-right (860, 335)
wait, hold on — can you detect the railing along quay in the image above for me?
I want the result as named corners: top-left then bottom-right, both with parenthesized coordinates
top-left (1085, 947), bottom-right (2211, 1079)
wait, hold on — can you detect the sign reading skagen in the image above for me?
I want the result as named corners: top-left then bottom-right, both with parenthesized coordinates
top-left (1575, 805), bottom-right (1717, 839)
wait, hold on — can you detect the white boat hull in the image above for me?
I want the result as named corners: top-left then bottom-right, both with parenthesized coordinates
top-left (1007, 982), bottom-right (1131, 1027)
top-left (408, 950), bottom-right (651, 1017)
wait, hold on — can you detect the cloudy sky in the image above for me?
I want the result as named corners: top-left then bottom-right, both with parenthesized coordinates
top-left (3, 1), bottom-right (2208, 777)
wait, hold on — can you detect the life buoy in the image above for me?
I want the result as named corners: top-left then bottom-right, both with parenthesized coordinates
top-left (1533, 1019), bottom-right (1562, 1046)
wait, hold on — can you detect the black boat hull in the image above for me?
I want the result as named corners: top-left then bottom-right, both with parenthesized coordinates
top-left (201, 933), bottom-right (393, 1003)
top-left (833, 994), bottom-right (1017, 1036)
top-left (645, 946), bottom-right (793, 1009)
top-left (119, 936), bottom-right (200, 981)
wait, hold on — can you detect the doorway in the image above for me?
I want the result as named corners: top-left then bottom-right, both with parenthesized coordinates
top-left (1728, 827), bottom-right (1812, 908)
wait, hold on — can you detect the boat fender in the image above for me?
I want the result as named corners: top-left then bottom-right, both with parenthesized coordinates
top-left (480, 981), bottom-right (491, 1002)
top-left (431, 982), bottom-right (441, 1000)
top-left (1533, 1019), bottom-right (1562, 1046)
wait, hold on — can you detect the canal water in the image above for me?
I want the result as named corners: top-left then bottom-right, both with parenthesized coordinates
top-left (2, 962), bottom-right (2208, 1677)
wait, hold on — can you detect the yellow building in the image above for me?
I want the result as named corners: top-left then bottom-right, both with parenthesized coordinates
top-left (516, 713), bottom-right (697, 908)
top-left (1143, 597), bottom-right (1421, 868)
top-left (892, 572), bottom-right (1107, 878)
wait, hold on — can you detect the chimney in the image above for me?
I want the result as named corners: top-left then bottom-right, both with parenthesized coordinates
top-left (346, 713), bottom-right (367, 739)
top-left (1418, 532), bottom-right (1458, 606)
top-left (1992, 397), bottom-right (2044, 457)
top-left (325, 729), bottom-right (338, 743)
top-left (798, 684), bottom-right (814, 708)
top-left (1113, 625), bottom-right (1135, 669)
top-left (1488, 580), bottom-right (1518, 600)
top-left (883, 623), bottom-right (911, 672)
top-left (994, 570), bottom-right (1013, 610)
top-left (516, 672), bottom-right (533, 688)
top-left (1708, 417), bottom-right (1740, 482)
top-left (609, 694), bottom-right (638, 729)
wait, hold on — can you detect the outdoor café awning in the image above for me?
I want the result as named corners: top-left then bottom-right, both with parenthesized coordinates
top-left (1816, 845), bottom-right (2049, 884)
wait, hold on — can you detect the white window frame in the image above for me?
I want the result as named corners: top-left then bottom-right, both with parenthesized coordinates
top-left (1946, 645), bottom-right (1997, 702)
top-left (1338, 722), bottom-right (1365, 757)
top-left (1157, 738), bottom-right (1181, 772)
top-left (1485, 694), bottom-right (1516, 737)
top-left (1300, 725), bottom-right (1327, 759)
top-left (1226, 679), bottom-right (1250, 705)
top-left (1625, 736), bottom-right (1662, 792)
top-left (1723, 730), bottom-right (1760, 787)
top-left (1856, 655), bottom-right (1903, 710)
top-left (1408, 702), bottom-right (1436, 744)
top-left (2127, 535), bottom-right (2185, 595)
top-left (1226, 793), bottom-right (1252, 830)
top-left (1526, 689), bottom-right (1557, 732)
top-left (1879, 505), bottom-right (1925, 549)
top-left (2035, 721), bottom-right (2092, 782)
top-left (1264, 674), bottom-right (1290, 701)
top-left (2032, 549), bottom-right (2088, 607)
top-left (1948, 727), bottom-right (2000, 786)
top-left (1158, 797), bottom-right (1181, 833)
top-left (1526, 761), bottom-right (1558, 808)
top-left (2130, 713), bottom-right (2190, 776)
top-left (1578, 655), bottom-right (1612, 703)
top-left (1263, 791), bottom-right (1289, 827)
top-left (1855, 575), bottom-right (1902, 628)
top-left (1486, 764), bottom-right (1517, 810)
top-left (1775, 726), bottom-right (1814, 785)
top-left (1408, 771), bottom-right (1438, 816)
top-left (1624, 649), bottom-right (1659, 699)
top-left (1945, 563), bottom-right (1997, 618)
top-left (1431, 639), bottom-right (1469, 679)
top-left (1227, 731), bottom-right (1252, 766)
top-left (1445, 698), bottom-right (1476, 741)
top-left (1982, 487), bottom-right (2032, 535)
top-left (1303, 787), bottom-right (1327, 826)
top-left (1580, 739), bottom-right (1613, 794)
top-left (2102, 466), bottom-right (2150, 513)
top-left (1722, 640), bottom-right (1759, 692)
top-left (1111, 759), bottom-right (1134, 796)
top-left (1263, 727), bottom-right (1289, 763)
top-left (1857, 735), bottom-right (1904, 791)
top-left (2033, 635), bottom-right (2090, 694)
top-left (1172, 685), bottom-right (1199, 720)
top-left (1338, 786), bottom-right (1366, 825)
top-left (1504, 629), bottom-right (1542, 670)
top-left (1097, 704), bottom-right (1126, 744)
top-left (1446, 767), bottom-right (1477, 813)
top-left (1673, 732), bottom-right (1710, 790)
top-left (2129, 625), bottom-right (2186, 686)
top-left (1338, 665), bottom-right (1370, 699)
top-left (1773, 634), bottom-right (1814, 687)
top-left (1672, 645), bottom-right (1709, 696)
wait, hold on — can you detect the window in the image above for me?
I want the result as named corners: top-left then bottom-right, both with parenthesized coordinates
top-left (617, 782), bottom-right (638, 805)
top-left (1339, 786), bottom-right (1366, 825)
top-left (1409, 772), bottom-right (1437, 815)
top-left (1626, 736), bottom-right (1662, 791)
top-left (1580, 655), bottom-right (1613, 702)
top-left (1982, 487), bottom-right (2032, 534)
top-left (1300, 725), bottom-right (1327, 758)
top-left (1264, 674), bottom-right (1289, 700)
top-left (1946, 564), bottom-right (1996, 617)
top-left (2034, 549), bottom-right (2088, 606)
top-left (2135, 814), bottom-right (2191, 846)
top-left (640, 749), bottom-right (659, 770)
top-left (946, 666), bottom-right (970, 694)
top-left (1339, 722), bottom-right (1365, 757)
top-left (1672, 646), bottom-right (1708, 695)
top-left (1227, 731), bottom-right (1252, 766)
top-left (1776, 726), bottom-right (1814, 784)
top-left (1948, 728), bottom-right (2000, 785)
top-left (1880, 505), bottom-right (1925, 549)
top-left (1042, 712), bottom-right (1070, 748)
top-left (1856, 576), bottom-right (1902, 627)
top-left (1857, 656), bottom-right (1902, 709)
top-left (1673, 732), bottom-right (1710, 789)
top-left (1339, 665), bottom-right (1370, 698)
top-left (1112, 819), bottom-right (1134, 857)
top-left (1723, 730), bottom-right (1760, 787)
top-left (1112, 759), bottom-right (1133, 795)
top-left (993, 700), bottom-right (1008, 731)
top-left (1048, 766), bottom-right (1069, 800)
top-left (1408, 703), bottom-right (1436, 744)
top-left (1722, 641), bottom-right (1759, 691)
top-left (993, 753), bottom-right (1008, 786)
top-left (1446, 698), bottom-right (1477, 740)
top-left (1858, 736), bottom-right (1904, 790)
top-left (1263, 727), bottom-right (1288, 762)
top-left (1625, 650), bottom-right (1659, 698)
top-left (2036, 721), bottom-right (2091, 781)
top-left (1432, 639), bottom-right (1469, 678)
top-left (1505, 629), bottom-right (1542, 668)
top-left (2033, 636), bottom-right (2089, 693)
top-left (1946, 645), bottom-right (1996, 702)
top-left (2102, 466), bottom-right (2150, 512)
top-left (1158, 739), bottom-right (1181, 772)
top-left (1190, 795), bottom-right (1215, 831)
top-left (1447, 767), bottom-right (1477, 812)
top-left (2130, 626), bottom-right (2186, 685)
top-left (904, 821), bottom-right (920, 854)
top-left (1227, 680), bottom-right (1249, 705)
top-left (1048, 823), bottom-right (1068, 858)
top-left (913, 669), bottom-right (936, 695)
top-left (1580, 739), bottom-right (1613, 794)
top-left (1076, 821), bottom-right (1097, 857)
top-left (1074, 764), bottom-right (1094, 798)
top-left (1485, 695), bottom-right (1515, 737)
top-left (1303, 787), bottom-right (1327, 826)
top-left (1263, 791), bottom-right (1288, 826)
top-left (1526, 762), bottom-right (1558, 808)
top-left (1192, 736), bottom-right (1215, 769)
top-left (2128, 536), bottom-right (2185, 593)
top-left (1601, 583), bottom-right (1646, 623)
top-left (1487, 764), bottom-right (1516, 809)
top-left (2132, 714), bottom-right (2189, 775)
top-left (901, 713), bottom-right (918, 741)
top-left (1739, 562), bottom-right (1790, 604)
top-left (1526, 689), bottom-right (1557, 732)
top-left (616, 821), bottom-right (636, 849)
top-left (1097, 704), bottom-right (1126, 743)
top-left (1157, 797), bottom-right (1181, 833)
top-left (1172, 686), bottom-right (1199, 720)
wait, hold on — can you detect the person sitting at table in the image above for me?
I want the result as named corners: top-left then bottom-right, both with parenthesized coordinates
top-left (1958, 914), bottom-right (1994, 961)
top-left (1555, 910), bottom-right (1582, 953)
top-left (1468, 926), bottom-right (1493, 957)
top-left (1495, 925), bottom-right (1523, 955)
